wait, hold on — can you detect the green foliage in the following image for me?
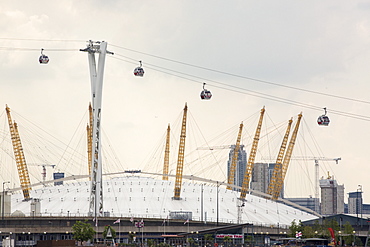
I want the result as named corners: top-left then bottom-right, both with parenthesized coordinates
top-left (342, 221), bottom-right (355, 245)
top-left (103, 225), bottom-right (116, 239)
top-left (302, 225), bottom-right (315, 238)
top-left (72, 220), bottom-right (95, 244)
top-left (223, 236), bottom-right (231, 242)
top-left (204, 234), bottom-right (214, 246)
top-left (158, 243), bottom-right (171, 247)
top-left (289, 220), bottom-right (303, 237)
top-left (147, 239), bottom-right (156, 247)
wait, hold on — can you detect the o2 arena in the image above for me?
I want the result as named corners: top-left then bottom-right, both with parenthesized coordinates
top-left (1, 41), bottom-right (321, 246)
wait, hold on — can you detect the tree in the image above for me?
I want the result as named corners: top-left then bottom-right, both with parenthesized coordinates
top-left (223, 236), bottom-right (232, 247)
top-left (72, 220), bottom-right (95, 245)
top-left (147, 239), bottom-right (156, 247)
top-left (302, 225), bottom-right (315, 238)
top-left (204, 234), bottom-right (214, 247)
top-left (289, 220), bottom-right (303, 237)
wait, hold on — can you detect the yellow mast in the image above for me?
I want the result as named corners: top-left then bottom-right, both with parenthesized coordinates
top-left (227, 122), bottom-right (243, 190)
top-left (162, 124), bottom-right (170, 180)
top-left (173, 103), bottom-right (188, 200)
top-left (5, 105), bottom-right (32, 200)
top-left (240, 107), bottom-right (265, 199)
top-left (87, 103), bottom-right (93, 180)
top-left (271, 113), bottom-right (303, 200)
top-left (267, 118), bottom-right (293, 199)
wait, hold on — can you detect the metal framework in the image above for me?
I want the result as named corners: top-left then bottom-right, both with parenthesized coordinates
top-left (270, 113), bottom-right (303, 200)
top-left (173, 103), bottom-right (188, 200)
top-left (87, 103), bottom-right (93, 180)
top-left (267, 118), bottom-right (293, 199)
top-left (226, 122), bottom-right (243, 190)
top-left (5, 105), bottom-right (32, 200)
top-left (240, 107), bottom-right (265, 199)
top-left (162, 124), bottom-right (170, 180)
top-left (80, 40), bottom-right (113, 217)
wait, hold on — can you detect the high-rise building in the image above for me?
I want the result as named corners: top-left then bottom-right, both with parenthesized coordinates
top-left (320, 176), bottom-right (344, 215)
top-left (348, 191), bottom-right (363, 215)
top-left (248, 162), bottom-right (284, 198)
top-left (227, 145), bottom-right (247, 190)
top-left (250, 163), bottom-right (269, 193)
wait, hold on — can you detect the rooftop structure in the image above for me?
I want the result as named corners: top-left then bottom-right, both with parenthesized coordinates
top-left (9, 176), bottom-right (317, 227)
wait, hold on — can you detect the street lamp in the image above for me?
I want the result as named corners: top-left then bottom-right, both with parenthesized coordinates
top-left (352, 231), bottom-right (356, 246)
top-left (2, 181), bottom-right (10, 220)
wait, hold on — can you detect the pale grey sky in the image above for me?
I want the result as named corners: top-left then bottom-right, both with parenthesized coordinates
top-left (1, 1), bottom-right (370, 203)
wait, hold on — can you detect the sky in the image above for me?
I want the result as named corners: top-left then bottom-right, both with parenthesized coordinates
top-left (1, 1), bottom-right (370, 203)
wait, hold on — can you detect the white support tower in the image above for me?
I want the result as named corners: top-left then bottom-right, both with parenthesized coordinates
top-left (80, 40), bottom-right (113, 217)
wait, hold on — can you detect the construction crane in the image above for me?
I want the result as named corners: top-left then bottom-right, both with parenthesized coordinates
top-left (227, 122), bottom-right (243, 190)
top-left (5, 105), bottom-right (32, 200)
top-left (289, 156), bottom-right (341, 212)
top-left (173, 103), bottom-right (188, 200)
top-left (162, 124), bottom-right (170, 181)
top-left (240, 107), bottom-right (265, 199)
top-left (28, 164), bottom-right (56, 182)
top-left (269, 113), bottom-right (303, 201)
top-left (267, 118), bottom-right (293, 198)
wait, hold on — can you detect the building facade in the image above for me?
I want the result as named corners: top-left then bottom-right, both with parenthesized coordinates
top-left (227, 145), bottom-right (247, 190)
top-left (348, 191), bottom-right (363, 215)
top-left (319, 176), bottom-right (344, 215)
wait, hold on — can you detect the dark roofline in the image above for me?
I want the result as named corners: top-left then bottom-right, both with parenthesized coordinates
top-left (178, 223), bottom-right (252, 236)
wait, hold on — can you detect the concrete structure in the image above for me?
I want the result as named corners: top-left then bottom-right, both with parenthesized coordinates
top-left (348, 191), bottom-right (363, 215)
top-left (227, 145), bottom-right (247, 191)
top-left (250, 163), bottom-right (269, 194)
top-left (319, 176), bottom-right (344, 215)
top-left (286, 197), bottom-right (319, 213)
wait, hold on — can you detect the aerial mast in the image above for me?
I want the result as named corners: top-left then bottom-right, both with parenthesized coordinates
top-left (267, 118), bottom-right (293, 199)
top-left (227, 122), bottom-right (243, 190)
top-left (240, 107), bottom-right (265, 199)
top-left (5, 105), bottom-right (32, 200)
top-left (87, 103), bottom-right (93, 180)
top-left (80, 40), bottom-right (113, 217)
top-left (162, 124), bottom-right (170, 180)
top-left (270, 113), bottom-right (303, 200)
top-left (173, 103), bottom-right (188, 200)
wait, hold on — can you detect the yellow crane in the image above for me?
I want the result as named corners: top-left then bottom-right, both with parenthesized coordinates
top-left (87, 103), bottom-right (93, 180)
top-left (270, 113), bottom-right (303, 200)
top-left (227, 122), bottom-right (243, 190)
top-left (173, 103), bottom-right (188, 200)
top-left (267, 118), bottom-right (293, 198)
top-left (240, 107), bottom-right (265, 199)
top-left (5, 105), bottom-right (32, 200)
top-left (162, 124), bottom-right (170, 180)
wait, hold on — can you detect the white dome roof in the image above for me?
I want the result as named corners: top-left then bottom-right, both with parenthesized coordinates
top-left (11, 176), bottom-right (317, 227)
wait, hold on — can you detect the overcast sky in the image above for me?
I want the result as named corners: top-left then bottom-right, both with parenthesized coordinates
top-left (1, 1), bottom-right (370, 203)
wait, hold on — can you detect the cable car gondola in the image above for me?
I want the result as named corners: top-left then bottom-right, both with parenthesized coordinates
top-left (317, 107), bottom-right (330, 126)
top-left (133, 61), bottom-right (144, 77)
top-left (200, 83), bottom-right (212, 100)
top-left (39, 48), bottom-right (49, 64)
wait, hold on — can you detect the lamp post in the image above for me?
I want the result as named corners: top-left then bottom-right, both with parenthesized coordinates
top-left (352, 231), bottom-right (355, 246)
top-left (2, 181), bottom-right (10, 220)
top-left (338, 231), bottom-right (342, 246)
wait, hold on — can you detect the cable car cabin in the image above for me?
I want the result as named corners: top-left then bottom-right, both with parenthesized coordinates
top-left (39, 55), bottom-right (49, 64)
top-left (133, 67), bottom-right (144, 77)
top-left (317, 115), bottom-right (330, 126)
top-left (200, 90), bottom-right (212, 100)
